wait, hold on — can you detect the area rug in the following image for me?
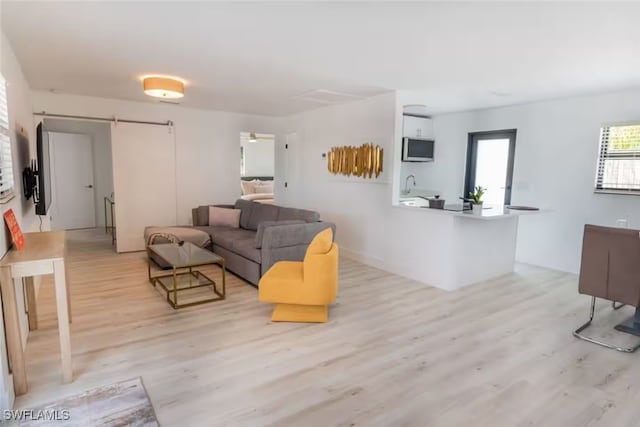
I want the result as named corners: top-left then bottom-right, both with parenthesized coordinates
top-left (20, 377), bottom-right (158, 427)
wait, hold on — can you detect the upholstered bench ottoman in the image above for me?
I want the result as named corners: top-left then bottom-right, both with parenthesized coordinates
top-left (144, 226), bottom-right (212, 269)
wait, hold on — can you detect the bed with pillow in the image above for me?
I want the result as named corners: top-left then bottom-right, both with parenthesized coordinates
top-left (240, 177), bottom-right (274, 204)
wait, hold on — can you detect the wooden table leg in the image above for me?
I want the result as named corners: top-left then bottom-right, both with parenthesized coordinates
top-left (0, 266), bottom-right (27, 395)
top-left (53, 259), bottom-right (72, 383)
top-left (25, 277), bottom-right (38, 331)
top-left (63, 257), bottom-right (72, 323)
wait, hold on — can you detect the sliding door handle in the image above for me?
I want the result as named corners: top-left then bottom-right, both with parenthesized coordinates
top-left (85, 185), bottom-right (94, 189)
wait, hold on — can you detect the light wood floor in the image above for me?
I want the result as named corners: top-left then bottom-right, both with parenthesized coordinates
top-left (14, 229), bottom-right (640, 426)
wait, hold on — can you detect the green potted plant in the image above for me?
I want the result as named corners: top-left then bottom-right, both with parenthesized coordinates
top-left (468, 186), bottom-right (486, 214)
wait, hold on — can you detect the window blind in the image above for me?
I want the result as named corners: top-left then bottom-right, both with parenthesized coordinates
top-left (0, 75), bottom-right (15, 203)
top-left (595, 124), bottom-right (640, 193)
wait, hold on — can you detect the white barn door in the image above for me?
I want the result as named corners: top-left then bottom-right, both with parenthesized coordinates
top-left (111, 122), bottom-right (176, 252)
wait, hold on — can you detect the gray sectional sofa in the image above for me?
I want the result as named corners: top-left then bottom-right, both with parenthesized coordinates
top-left (192, 199), bottom-right (335, 286)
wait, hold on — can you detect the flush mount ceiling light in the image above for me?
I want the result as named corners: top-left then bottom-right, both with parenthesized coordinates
top-left (143, 76), bottom-right (185, 99)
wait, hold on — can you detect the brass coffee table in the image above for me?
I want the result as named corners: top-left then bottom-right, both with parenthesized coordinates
top-left (147, 242), bottom-right (226, 309)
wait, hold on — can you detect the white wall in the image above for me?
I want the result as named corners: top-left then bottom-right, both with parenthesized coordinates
top-left (399, 115), bottom-right (440, 195)
top-left (279, 93), bottom-right (396, 262)
top-left (398, 113), bottom-right (472, 201)
top-left (42, 119), bottom-right (113, 227)
top-left (279, 92), bottom-right (520, 290)
top-left (32, 92), bottom-right (283, 225)
top-left (281, 88), bottom-right (640, 281)
top-left (414, 89), bottom-right (640, 273)
top-left (241, 139), bottom-right (274, 177)
top-left (0, 30), bottom-right (43, 412)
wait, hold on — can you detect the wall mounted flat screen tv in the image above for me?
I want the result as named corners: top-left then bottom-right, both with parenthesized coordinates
top-left (35, 122), bottom-right (52, 216)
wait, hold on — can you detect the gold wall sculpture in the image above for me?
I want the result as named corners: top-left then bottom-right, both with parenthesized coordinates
top-left (327, 143), bottom-right (383, 178)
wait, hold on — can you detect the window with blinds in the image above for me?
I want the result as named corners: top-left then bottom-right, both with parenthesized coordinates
top-left (0, 75), bottom-right (15, 203)
top-left (595, 124), bottom-right (640, 193)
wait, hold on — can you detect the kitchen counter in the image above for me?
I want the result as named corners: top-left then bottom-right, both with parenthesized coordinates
top-left (388, 201), bottom-right (542, 291)
top-left (455, 206), bottom-right (543, 220)
top-left (394, 200), bottom-right (541, 220)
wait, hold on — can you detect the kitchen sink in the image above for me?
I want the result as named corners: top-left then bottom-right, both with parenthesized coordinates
top-left (399, 196), bottom-right (429, 207)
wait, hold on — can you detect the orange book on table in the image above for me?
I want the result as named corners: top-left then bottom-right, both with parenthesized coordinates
top-left (3, 208), bottom-right (24, 250)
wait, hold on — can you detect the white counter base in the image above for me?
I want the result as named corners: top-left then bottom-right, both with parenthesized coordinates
top-left (382, 206), bottom-right (520, 291)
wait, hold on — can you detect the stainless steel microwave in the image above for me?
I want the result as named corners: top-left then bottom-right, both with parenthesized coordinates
top-left (402, 137), bottom-right (434, 162)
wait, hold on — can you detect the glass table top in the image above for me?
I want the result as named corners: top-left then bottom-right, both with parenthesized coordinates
top-left (147, 242), bottom-right (222, 268)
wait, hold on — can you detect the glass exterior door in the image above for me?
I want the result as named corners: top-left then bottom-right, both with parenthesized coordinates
top-left (465, 130), bottom-right (517, 205)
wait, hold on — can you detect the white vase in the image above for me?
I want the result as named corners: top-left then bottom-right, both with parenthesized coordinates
top-left (472, 203), bottom-right (483, 215)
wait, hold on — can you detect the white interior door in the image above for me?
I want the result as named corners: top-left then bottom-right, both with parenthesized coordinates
top-left (49, 132), bottom-right (96, 230)
top-left (111, 122), bottom-right (176, 252)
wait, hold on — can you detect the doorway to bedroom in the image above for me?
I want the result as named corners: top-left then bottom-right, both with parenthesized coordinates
top-left (42, 119), bottom-right (114, 232)
top-left (240, 132), bottom-right (275, 204)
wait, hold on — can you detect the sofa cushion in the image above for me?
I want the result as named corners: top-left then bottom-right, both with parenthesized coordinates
top-left (277, 206), bottom-right (320, 223)
top-left (231, 238), bottom-right (262, 263)
top-left (209, 207), bottom-right (241, 228)
top-left (234, 199), bottom-right (255, 229)
top-left (247, 203), bottom-right (279, 231)
top-left (193, 225), bottom-right (221, 237)
top-left (144, 226), bottom-right (211, 247)
top-left (255, 220), bottom-right (305, 248)
top-left (194, 225), bottom-right (261, 260)
top-left (207, 227), bottom-right (256, 249)
top-left (194, 204), bottom-right (236, 226)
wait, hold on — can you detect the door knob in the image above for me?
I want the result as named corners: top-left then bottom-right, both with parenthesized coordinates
top-left (85, 185), bottom-right (93, 189)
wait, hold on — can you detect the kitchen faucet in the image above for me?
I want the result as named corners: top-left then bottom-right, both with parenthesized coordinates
top-left (403, 174), bottom-right (416, 195)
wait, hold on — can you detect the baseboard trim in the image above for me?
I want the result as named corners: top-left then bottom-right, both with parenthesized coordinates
top-left (339, 247), bottom-right (385, 270)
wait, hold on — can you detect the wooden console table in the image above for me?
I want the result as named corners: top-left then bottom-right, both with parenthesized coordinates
top-left (0, 231), bottom-right (72, 395)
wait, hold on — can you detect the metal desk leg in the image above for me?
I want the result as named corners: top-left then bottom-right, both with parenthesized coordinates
top-left (221, 260), bottom-right (226, 298)
top-left (104, 197), bottom-right (108, 234)
top-left (110, 202), bottom-right (115, 245)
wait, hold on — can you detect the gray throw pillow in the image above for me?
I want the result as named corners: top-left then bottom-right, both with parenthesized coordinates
top-left (255, 220), bottom-right (305, 248)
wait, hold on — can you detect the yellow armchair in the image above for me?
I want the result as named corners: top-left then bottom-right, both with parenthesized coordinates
top-left (258, 228), bottom-right (338, 322)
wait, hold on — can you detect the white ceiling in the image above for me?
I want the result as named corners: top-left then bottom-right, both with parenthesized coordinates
top-left (2, 2), bottom-right (639, 117)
